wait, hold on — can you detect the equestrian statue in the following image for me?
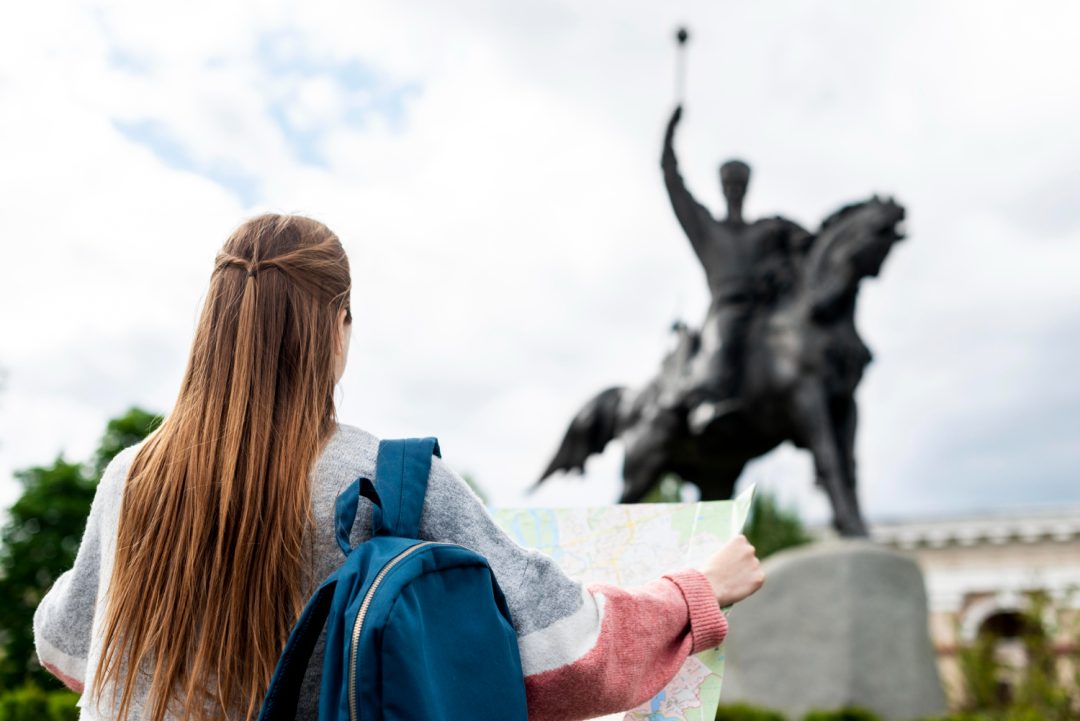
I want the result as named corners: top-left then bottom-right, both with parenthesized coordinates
top-left (533, 104), bottom-right (906, 537)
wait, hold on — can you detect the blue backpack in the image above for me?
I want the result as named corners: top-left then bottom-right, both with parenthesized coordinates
top-left (257, 437), bottom-right (528, 721)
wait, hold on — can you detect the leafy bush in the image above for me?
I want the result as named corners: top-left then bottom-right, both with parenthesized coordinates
top-left (0, 685), bottom-right (48, 721)
top-left (802, 708), bottom-right (881, 721)
top-left (915, 711), bottom-right (1050, 721)
top-left (715, 702), bottom-right (788, 721)
top-left (0, 685), bottom-right (79, 721)
top-left (44, 691), bottom-right (78, 721)
top-left (950, 588), bottom-right (1079, 720)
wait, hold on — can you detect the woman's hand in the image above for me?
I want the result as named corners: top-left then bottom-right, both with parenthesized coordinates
top-left (698, 534), bottom-right (764, 607)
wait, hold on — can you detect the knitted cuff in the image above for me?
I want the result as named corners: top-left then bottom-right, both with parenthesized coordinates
top-left (663, 568), bottom-right (729, 653)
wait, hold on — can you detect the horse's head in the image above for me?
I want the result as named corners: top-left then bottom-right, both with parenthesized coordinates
top-left (815, 196), bottom-right (906, 279)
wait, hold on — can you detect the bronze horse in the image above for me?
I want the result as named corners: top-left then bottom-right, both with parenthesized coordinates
top-left (534, 197), bottom-right (906, 537)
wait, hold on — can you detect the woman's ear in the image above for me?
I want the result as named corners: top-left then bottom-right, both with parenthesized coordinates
top-left (334, 306), bottom-right (352, 383)
top-left (335, 306), bottom-right (349, 355)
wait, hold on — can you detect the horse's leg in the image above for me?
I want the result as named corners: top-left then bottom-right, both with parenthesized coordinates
top-left (834, 397), bottom-right (867, 531)
top-left (692, 459), bottom-right (746, 502)
top-left (619, 408), bottom-right (680, 503)
top-left (791, 381), bottom-right (868, 537)
top-left (836, 398), bottom-right (859, 491)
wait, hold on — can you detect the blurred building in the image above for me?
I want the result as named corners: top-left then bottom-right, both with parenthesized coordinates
top-left (871, 507), bottom-right (1080, 704)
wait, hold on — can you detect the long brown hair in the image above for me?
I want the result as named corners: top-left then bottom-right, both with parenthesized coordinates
top-left (92, 214), bottom-right (352, 721)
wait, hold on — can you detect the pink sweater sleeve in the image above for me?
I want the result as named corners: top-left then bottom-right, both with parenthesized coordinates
top-left (523, 568), bottom-right (727, 721)
top-left (420, 458), bottom-right (728, 720)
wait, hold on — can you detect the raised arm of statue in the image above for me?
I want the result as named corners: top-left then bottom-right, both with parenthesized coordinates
top-left (661, 106), bottom-right (713, 259)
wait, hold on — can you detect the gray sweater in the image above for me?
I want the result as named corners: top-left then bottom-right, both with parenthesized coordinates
top-left (33, 423), bottom-right (725, 720)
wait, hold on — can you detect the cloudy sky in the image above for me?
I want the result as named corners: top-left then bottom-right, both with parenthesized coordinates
top-left (1, 0), bottom-right (1077, 526)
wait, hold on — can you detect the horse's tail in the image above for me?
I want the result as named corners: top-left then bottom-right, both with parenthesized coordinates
top-left (531, 386), bottom-right (626, 491)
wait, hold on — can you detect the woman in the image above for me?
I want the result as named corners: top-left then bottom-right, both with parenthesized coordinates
top-left (33, 214), bottom-right (764, 721)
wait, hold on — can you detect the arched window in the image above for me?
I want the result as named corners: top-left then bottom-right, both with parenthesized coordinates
top-left (968, 608), bottom-right (1052, 706)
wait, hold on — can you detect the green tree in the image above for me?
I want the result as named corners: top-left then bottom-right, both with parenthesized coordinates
top-left (90, 408), bottom-right (162, 479)
top-left (742, 489), bottom-right (811, 560)
top-left (642, 473), bottom-right (685, 503)
top-left (0, 457), bottom-right (95, 689)
top-left (0, 407), bottom-right (159, 689)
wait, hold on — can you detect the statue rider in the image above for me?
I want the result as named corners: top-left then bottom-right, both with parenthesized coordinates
top-left (661, 105), bottom-right (811, 433)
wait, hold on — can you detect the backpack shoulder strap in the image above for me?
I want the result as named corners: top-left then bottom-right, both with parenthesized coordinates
top-left (257, 578), bottom-right (337, 721)
top-left (374, 437), bottom-right (441, 539)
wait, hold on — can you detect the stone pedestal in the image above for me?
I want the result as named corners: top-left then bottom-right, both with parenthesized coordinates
top-left (721, 540), bottom-right (947, 720)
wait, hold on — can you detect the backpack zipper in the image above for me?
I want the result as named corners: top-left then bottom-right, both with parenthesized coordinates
top-left (349, 541), bottom-right (437, 721)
